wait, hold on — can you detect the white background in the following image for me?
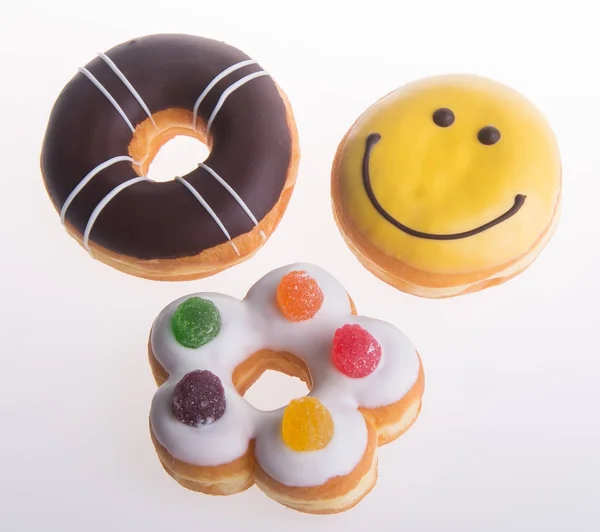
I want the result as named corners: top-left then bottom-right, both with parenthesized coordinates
top-left (1, 1), bottom-right (599, 530)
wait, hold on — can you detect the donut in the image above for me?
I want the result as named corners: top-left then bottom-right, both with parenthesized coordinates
top-left (331, 74), bottom-right (561, 298)
top-left (148, 263), bottom-right (424, 514)
top-left (40, 34), bottom-right (299, 281)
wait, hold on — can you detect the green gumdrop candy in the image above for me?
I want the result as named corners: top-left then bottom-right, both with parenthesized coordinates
top-left (171, 297), bottom-right (221, 348)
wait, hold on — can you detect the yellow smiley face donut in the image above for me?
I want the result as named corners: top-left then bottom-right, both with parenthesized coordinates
top-left (331, 74), bottom-right (561, 298)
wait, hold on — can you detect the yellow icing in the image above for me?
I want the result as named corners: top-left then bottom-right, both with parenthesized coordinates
top-left (337, 75), bottom-right (561, 275)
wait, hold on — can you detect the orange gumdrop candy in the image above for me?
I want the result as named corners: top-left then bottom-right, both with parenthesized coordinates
top-left (281, 397), bottom-right (334, 452)
top-left (276, 271), bottom-right (324, 322)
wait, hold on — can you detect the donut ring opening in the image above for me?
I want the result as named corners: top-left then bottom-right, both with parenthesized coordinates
top-left (232, 350), bottom-right (313, 399)
top-left (149, 344), bottom-right (312, 397)
top-left (128, 108), bottom-right (210, 179)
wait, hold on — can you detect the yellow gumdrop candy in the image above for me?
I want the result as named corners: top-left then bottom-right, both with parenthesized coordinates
top-left (281, 397), bottom-right (334, 452)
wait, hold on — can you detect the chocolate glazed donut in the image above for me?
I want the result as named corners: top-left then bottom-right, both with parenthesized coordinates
top-left (41, 34), bottom-right (299, 281)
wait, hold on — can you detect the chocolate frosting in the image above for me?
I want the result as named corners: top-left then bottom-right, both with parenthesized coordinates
top-left (41, 34), bottom-right (292, 259)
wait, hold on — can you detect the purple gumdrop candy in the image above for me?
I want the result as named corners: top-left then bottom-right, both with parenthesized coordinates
top-left (171, 370), bottom-right (226, 427)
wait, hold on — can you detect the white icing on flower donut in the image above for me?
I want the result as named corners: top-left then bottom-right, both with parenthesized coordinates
top-left (149, 263), bottom-right (421, 488)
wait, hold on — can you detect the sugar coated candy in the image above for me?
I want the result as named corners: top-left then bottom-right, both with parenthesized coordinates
top-left (276, 270), bottom-right (324, 322)
top-left (281, 397), bottom-right (334, 452)
top-left (332, 324), bottom-right (382, 378)
top-left (172, 297), bottom-right (221, 348)
top-left (171, 370), bottom-right (226, 427)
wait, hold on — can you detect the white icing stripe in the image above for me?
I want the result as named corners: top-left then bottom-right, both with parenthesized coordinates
top-left (206, 71), bottom-right (270, 133)
top-left (175, 176), bottom-right (240, 256)
top-left (83, 176), bottom-right (150, 251)
top-left (198, 163), bottom-right (263, 238)
top-left (192, 59), bottom-right (258, 131)
top-left (97, 52), bottom-right (157, 128)
top-left (78, 67), bottom-right (135, 133)
top-left (60, 156), bottom-right (140, 225)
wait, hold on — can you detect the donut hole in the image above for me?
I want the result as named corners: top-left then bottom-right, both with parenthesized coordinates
top-left (232, 350), bottom-right (312, 411)
top-left (128, 108), bottom-right (211, 181)
top-left (147, 136), bottom-right (209, 182)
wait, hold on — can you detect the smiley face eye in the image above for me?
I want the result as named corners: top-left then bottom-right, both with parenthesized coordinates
top-left (478, 125), bottom-right (501, 145)
top-left (432, 108), bottom-right (455, 127)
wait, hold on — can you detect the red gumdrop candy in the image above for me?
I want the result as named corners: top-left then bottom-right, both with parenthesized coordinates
top-left (332, 324), bottom-right (382, 378)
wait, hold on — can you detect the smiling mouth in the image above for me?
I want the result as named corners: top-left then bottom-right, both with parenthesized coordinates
top-left (362, 133), bottom-right (526, 241)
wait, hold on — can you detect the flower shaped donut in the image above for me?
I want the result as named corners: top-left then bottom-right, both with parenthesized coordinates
top-left (148, 263), bottom-right (425, 514)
